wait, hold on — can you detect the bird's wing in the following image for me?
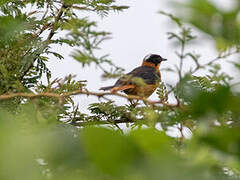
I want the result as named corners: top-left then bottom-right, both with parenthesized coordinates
top-left (100, 66), bottom-right (160, 92)
top-left (114, 66), bottom-right (159, 86)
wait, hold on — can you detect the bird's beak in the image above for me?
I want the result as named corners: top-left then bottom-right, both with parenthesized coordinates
top-left (162, 58), bottom-right (167, 61)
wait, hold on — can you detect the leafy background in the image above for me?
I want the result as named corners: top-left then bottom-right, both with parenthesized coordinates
top-left (0, 0), bottom-right (240, 180)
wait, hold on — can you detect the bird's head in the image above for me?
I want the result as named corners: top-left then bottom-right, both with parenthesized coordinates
top-left (143, 54), bottom-right (167, 66)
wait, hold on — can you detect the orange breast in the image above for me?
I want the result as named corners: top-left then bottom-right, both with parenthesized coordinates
top-left (124, 84), bottom-right (158, 97)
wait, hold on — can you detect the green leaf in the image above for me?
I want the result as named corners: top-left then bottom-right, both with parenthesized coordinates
top-left (174, 0), bottom-right (240, 49)
top-left (197, 127), bottom-right (240, 158)
top-left (81, 127), bottom-right (141, 175)
top-left (190, 85), bottom-right (232, 118)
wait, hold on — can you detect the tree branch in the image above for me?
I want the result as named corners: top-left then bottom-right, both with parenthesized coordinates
top-left (20, 3), bottom-right (67, 83)
top-left (46, 3), bottom-right (66, 41)
top-left (0, 90), bottom-right (185, 109)
top-left (70, 118), bottom-right (137, 126)
top-left (191, 48), bottom-right (240, 74)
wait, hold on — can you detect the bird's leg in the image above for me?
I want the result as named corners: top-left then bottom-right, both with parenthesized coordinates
top-left (129, 99), bottom-right (139, 108)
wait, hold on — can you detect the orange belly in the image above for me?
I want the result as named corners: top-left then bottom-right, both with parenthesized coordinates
top-left (123, 84), bottom-right (158, 97)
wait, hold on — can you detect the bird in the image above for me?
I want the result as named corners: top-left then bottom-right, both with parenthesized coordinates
top-left (99, 54), bottom-right (167, 98)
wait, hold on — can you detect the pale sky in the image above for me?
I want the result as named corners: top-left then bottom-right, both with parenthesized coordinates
top-left (46, 0), bottom-right (238, 114)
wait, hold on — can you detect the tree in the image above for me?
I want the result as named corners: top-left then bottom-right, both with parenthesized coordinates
top-left (0, 0), bottom-right (240, 180)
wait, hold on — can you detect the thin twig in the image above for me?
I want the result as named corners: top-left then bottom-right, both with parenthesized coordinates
top-left (70, 119), bottom-right (136, 126)
top-left (20, 3), bottom-right (67, 82)
top-left (179, 39), bottom-right (185, 80)
top-left (46, 3), bottom-right (66, 41)
top-left (191, 48), bottom-right (240, 74)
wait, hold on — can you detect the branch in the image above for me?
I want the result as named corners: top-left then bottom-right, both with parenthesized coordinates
top-left (0, 90), bottom-right (184, 109)
top-left (70, 110), bottom-right (143, 127)
top-left (70, 118), bottom-right (137, 126)
top-left (20, 3), bottom-right (67, 82)
top-left (191, 48), bottom-right (240, 74)
top-left (46, 3), bottom-right (66, 41)
top-left (179, 36), bottom-right (185, 80)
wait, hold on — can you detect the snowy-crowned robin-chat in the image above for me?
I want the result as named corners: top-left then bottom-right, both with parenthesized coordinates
top-left (99, 54), bottom-right (167, 97)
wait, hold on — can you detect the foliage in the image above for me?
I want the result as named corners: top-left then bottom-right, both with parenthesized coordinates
top-left (173, 0), bottom-right (240, 50)
top-left (0, 0), bottom-right (240, 180)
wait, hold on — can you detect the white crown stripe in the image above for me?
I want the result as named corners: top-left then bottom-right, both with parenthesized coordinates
top-left (143, 54), bottom-right (153, 61)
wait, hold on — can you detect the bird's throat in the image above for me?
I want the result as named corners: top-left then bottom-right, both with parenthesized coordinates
top-left (142, 61), bottom-right (160, 72)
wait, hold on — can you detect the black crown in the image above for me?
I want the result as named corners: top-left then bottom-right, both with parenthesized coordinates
top-left (143, 54), bottom-right (167, 66)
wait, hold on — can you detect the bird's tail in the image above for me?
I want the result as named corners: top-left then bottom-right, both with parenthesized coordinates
top-left (99, 85), bottom-right (135, 93)
top-left (99, 86), bottom-right (114, 91)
